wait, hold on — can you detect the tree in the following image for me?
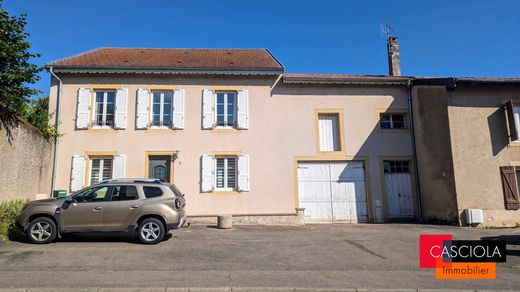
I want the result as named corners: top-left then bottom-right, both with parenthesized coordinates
top-left (0, 0), bottom-right (42, 139)
top-left (23, 97), bottom-right (59, 138)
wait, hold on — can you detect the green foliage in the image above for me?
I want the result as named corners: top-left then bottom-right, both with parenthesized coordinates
top-left (23, 97), bottom-right (60, 138)
top-left (0, 0), bottom-right (42, 138)
top-left (0, 199), bottom-right (27, 240)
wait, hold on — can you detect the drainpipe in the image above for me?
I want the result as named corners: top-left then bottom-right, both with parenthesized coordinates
top-left (407, 79), bottom-right (423, 220)
top-left (49, 67), bottom-right (62, 196)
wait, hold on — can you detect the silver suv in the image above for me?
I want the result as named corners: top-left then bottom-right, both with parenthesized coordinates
top-left (16, 179), bottom-right (187, 244)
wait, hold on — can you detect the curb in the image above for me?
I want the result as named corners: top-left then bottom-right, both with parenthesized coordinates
top-left (0, 288), bottom-right (512, 292)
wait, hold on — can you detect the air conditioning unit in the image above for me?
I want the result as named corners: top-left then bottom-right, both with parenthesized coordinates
top-left (466, 209), bottom-right (484, 225)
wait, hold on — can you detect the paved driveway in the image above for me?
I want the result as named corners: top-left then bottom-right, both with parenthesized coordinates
top-left (1, 224), bottom-right (520, 290)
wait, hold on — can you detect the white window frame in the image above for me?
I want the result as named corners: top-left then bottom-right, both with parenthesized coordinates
top-left (93, 90), bottom-right (116, 129)
top-left (151, 91), bottom-right (173, 129)
top-left (215, 91), bottom-right (237, 129)
top-left (89, 157), bottom-right (113, 185)
top-left (380, 113), bottom-right (407, 129)
top-left (214, 156), bottom-right (237, 191)
top-left (513, 106), bottom-right (520, 141)
top-left (318, 113), bottom-right (341, 152)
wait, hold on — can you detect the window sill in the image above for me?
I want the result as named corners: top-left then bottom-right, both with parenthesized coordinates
top-left (211, 128), bottom-right (240, 133)
top-left (507, 141), bottom-right (520, 147)
top-left (145, 128), bottom-right (176, 133)
top-left (87, 127), bottom-right (116, 132)
top-left (207, 191), bottom-right (241, 196)
top-left (378, 128), bottom-right (410, 133)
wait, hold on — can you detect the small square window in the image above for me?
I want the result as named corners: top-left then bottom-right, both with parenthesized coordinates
top-left (380, 113), bottom-right (407, 129)
top-left (383, 161), bottom-right (410, 173)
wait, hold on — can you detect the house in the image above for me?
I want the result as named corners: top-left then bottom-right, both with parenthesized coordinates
top-left (411, 77), bottom-right (520, 227)
top-left (45, 46), bottom-right (420, 224)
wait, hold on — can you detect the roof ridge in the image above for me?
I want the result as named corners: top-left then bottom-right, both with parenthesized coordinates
top-left (88, 47), bottom-right (268, 50)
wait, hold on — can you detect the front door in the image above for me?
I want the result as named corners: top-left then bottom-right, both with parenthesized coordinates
top-left (148, 155), bottom-right (171, 182)
top-left (60, 186), bottom-right (110, 230)
top-left (384, 160), bottom-right (414, 219)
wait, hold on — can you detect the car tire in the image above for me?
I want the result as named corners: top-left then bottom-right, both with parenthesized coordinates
top-left (26, 217), bottom-right (57, 244)
top-left (137, 218), bottom-right (165, 244)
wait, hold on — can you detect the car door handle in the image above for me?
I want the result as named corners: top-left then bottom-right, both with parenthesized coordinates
top-left (93, 206), bottom-right (103, 211)
top-left (130, 204), bottom-right (139, 209)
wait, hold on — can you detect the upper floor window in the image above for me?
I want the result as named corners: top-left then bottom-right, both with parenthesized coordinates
top-left (380, 113), bottom-right (407, 129)
top-left (152, 91), bottom-right (173, 128)
top-left (90, 157), bottom-right (113, 185)
top-left (318, 113), bottom-right (341, 152)
top-left (94, 91), bottom-right (116, 128)
top-left (216, 92), bottom-right (236, 127)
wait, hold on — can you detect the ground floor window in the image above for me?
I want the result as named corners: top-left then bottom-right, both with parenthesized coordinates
top-left (90, 157), bottom-right (113, 185)
top-left (215, 156), bottom-right (237, 191)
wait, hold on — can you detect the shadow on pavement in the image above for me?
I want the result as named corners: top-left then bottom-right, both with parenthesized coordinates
top-left (481, 235), bottom-right (520, 257)
top-left (10, 231), bottom-right (173, 245)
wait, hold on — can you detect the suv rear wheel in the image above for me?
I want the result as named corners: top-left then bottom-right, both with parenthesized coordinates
top-left (137, 218), bottom-right (165, 244)
top-left (27, 217), bottom-right (57, 244)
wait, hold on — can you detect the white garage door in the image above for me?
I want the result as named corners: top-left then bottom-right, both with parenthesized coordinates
top-left (297, 161), bottom-right (368, 223)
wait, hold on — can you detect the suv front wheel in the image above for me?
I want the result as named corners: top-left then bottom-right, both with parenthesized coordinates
top-left (137, 218), bottom-right (165, 244)
top-left (27, 217), bottom-right (57, 244)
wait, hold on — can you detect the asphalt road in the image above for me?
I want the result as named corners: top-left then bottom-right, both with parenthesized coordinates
top-left (1, 224), bottom-right (520, 290)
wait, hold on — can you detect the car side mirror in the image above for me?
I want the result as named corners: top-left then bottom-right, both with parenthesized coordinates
top-left (62, 197), bottom-right (73, 209)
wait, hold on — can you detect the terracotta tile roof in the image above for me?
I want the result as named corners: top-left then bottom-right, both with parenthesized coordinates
top-left (47, 48), bottom-right (284, 71)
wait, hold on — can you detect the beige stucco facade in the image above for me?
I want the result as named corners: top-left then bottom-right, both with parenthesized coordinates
top-left (413, 83), bottom-right (520, 227)
top-left (49, 73), bottom-right (414, 222)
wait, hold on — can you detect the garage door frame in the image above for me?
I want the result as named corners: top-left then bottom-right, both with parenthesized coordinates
top-left (294, 156), bottom-right (373, 223)
top-left (379, 156), bottom-right (419, 222)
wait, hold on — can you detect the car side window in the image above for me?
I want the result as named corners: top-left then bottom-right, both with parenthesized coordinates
top-left (73, 186), bottom-right (109, 203)
top-left (111, 186), bottom-right (139, 201)
top-left (143, 186), bottom-right (163, 198)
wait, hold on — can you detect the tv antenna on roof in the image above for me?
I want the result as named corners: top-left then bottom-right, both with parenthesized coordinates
top-left (380, 23), bottom-right (394, 38)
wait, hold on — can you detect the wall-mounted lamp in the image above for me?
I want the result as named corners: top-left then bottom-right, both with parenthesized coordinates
top-left (174, 150), bottom-right (181, 160)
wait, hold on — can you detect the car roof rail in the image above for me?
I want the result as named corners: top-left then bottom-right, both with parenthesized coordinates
top-left (96, 178), bottom-right (167, 184)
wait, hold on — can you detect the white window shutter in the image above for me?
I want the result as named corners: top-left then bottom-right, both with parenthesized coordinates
top-left (114, 88), bottom-right (128, 129)
top-left (201, 155), bottom-right (214, 192)
top-left (71, 155), bottom-right (86, 191)
top-left (112, 155), bottom-right (126, 179)
top-left (76, 88), bottom-right (91, 129)
top-left (172, 89), bottom-right (185, 129)
top-left (238, 155), bottom-right (250, 192)
top-left (136, 89), bottom-right (149, 129)
top-left (202, 89), bottom-right (215, 129)
top-left (237, 90), bottom-right (249, 129)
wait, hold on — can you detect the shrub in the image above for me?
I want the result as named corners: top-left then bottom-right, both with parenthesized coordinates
top-left (0, 199), bottom-right (27, 241)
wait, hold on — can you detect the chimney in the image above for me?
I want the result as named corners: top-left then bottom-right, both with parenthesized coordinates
top-left (387, 36), bottom-right (401, 76)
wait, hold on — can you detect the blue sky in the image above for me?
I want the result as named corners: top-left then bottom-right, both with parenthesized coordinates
top-left (4, 0), bottom-right (520, 97)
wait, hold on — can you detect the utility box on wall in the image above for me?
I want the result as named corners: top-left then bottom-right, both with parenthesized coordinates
top-left (465, 209), bottom-right (484, 225)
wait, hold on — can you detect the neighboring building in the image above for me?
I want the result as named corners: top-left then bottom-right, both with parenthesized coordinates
top-left (412, 78), bottom-right (520, 227)
top-left (46, 47), bottom-right (419, 224)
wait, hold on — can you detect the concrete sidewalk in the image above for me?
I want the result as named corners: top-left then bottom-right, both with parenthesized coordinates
top-left (1, 224), bottom-right (519, 290)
